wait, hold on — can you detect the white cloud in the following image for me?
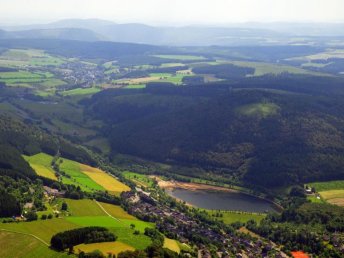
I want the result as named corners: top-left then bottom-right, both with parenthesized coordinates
top-left (0, 0), bottom-right (343, 25)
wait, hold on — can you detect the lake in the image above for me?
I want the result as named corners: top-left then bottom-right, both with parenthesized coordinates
top-left (166, 188), bottom-right (276, 213)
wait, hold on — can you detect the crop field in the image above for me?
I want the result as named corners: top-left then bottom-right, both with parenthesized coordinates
top-left (124, 84), bottom-right (146, 89)
top-left (123, 171), bottom-right (155, 188)
top-left (61, 87), bottom-right (101, 96)
top-left (58, 158), bottom-right (105, 192)
top-left (164, 238), bottom-right (180, 253)
top-left (218, 60), bottom-right (324, 77)
top-left (288, 49), bottom-right (344, 61)
top-left (80, 164), bottom-right (130, 195)
top-left (236, 102), bottom-right (280, 118)
top-left (308, 180), bottom-right (344, 207)
top-left (23, 153), bottom-right (57, 180)
top-left (308, 180), bottom-right (344, 192)
top-left (154, 54), bottom-right (206, 61)
top-left (206, 210), bottom-right (266, 224)
top-left (98, 202), bottom-right (137, 220)
top-left (0, 231), bottom-right (69, 258)
top-left (75, 241), bottom-right (135, 256)
top-left (64, 199), bottom-right (106, 217)
top-left (66, 216), bottom-right (154, 232)
top-left (0, 218), bottom-right (79, 243)
top-left (0, 49), bottom-right (66, 67)
top-left (1, 198), bottom-right (154, 255)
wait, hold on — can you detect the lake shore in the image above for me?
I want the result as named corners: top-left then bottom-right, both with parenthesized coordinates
top-left (152, 176), bottom-right (239, 193)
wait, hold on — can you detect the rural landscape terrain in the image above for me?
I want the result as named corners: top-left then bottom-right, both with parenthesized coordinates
top-left (0, 11), bottom-right (344, 258)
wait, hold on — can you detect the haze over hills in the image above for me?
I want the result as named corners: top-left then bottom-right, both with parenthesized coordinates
top-left (1, 19), bottom-right (344, 46)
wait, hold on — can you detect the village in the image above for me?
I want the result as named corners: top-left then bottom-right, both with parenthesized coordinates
top-left (121, 189), bottom-right (288, 258)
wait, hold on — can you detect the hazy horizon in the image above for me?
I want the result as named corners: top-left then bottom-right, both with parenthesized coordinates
top-left (1, 0), bottom-right (344, 26)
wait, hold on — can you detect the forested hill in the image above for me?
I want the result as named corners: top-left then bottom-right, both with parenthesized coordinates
top-left (0, 39), bottom-right (164, 60)
top-left (0, 115), bottom-right (95, 180)
top-left (84, 74), bottom-right (344, 188)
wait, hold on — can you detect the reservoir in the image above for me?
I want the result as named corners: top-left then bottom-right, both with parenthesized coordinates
top-left (166, 188), bottom-right (277, 213)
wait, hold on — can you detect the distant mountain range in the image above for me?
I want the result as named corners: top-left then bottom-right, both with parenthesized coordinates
top-left (1, 19), bottom-right (344, 46)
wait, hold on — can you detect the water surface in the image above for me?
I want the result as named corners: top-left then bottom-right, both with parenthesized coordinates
top-left (166, 188), bottom-right (276, 213)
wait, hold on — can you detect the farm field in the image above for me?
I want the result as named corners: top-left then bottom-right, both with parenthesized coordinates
top-left (123, 171), bottom-right (155, 188)
top-left (308, 180), bottom-right (344, 207)
top-left (0, 218), bottom-right (79, 243)
top-left (206, 210), bottom-right (266, 225)
top-left (1, 199), bottom-right (154, 255)
top-left (66, 216), bottom-right (153, 232)
top-left (0, 49), bottom-right (66, 67)
top-left (154, 54), bottom-right (206, 61)
top-left (23, 153), bottom-right (57, 180)
top-left (220, 60), bottom-right (324, 77)
top-left (63, 199), bottom-right (106, 217)
top-left (0, 231), bottom-right (69, 258)
top-left (124, 84), bottom-right (146, 89)
top-left (75, 241), bottom-right (135, 256)
top-left (79, 164), bottom-right (130, 195)
top-left (24, 152), bottom-right (130, 195)
top-left (61, 87), bottom-right (101, 96)
top-left (98, 202), bottom-right (137, 220)
top-left (164, 238), bottom-right (180, 253)
top-left (58, 158), bottom-right (105, 192)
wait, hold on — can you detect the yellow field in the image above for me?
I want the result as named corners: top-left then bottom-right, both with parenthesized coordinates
top-left (80, 164), bottom-right (130, 194)
top-left (319, 190), bottom-right (344, 206)
top-left (23, 153), bottom-right (58, 181)
top-left (75, 241), bottom-right (134, 256)
top-left (30, 164), bottom-right (58, 180)
top-left (163, 238), bottom-right (180, 253)
top-left (98, 202), bottom-right (137, 220)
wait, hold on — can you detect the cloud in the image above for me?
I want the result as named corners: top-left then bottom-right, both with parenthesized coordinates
top-left (0, 0), bottom-right (343, 25)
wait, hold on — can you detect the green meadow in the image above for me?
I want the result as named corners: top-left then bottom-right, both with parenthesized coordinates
top-left (206, 210), bottom-right (266, 225)
top-left (23, 153), bottom-right (57, 181)
top-left (0, 231), bottom-right (70, 258)
top-left (123, 171), bottom-right (155, 188)
top-left (61, 87), bottom-right (101, 96)
top-left (236, 102), bottom-right (280, 118)
top-left (154, 54), bottom-right (206, 61)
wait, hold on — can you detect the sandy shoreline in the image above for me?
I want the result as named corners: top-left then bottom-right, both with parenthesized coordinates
top-left (152, 176), bottom-right (238, 193)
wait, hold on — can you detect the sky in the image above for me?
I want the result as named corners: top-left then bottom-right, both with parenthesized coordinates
top-left (0, 0), bottom-right (343, 25)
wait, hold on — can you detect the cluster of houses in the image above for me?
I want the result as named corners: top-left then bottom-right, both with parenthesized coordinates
top-left (55, 62), bottom-right (105, 87)
top-left (122, 191), bottom-right (287, 258)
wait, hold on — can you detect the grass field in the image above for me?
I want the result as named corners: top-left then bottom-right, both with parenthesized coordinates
top-left (164, 238), bottom-right (180, 253)
top-left (75, 241), bottom-right (135, 256)
top-left (80, 164), bottom-right (130, 195)
top-left (224, 60), bottom-right (324, 77)
top-left (0, 49), bottom-right (66, 67)
top-left (154, 55), bottom-right (206, 61)
top-left (0, 231), bottom-right (69, 258)
top-left (122, 171), bottom-right (155, 188)
top-left (98, 202), bottom-right (137, 220)
top-left (23, 153), bottom-right (57, 180)
top-left (61, 87), bottom-right (101, 96)
top-left (308, 180), bottom-right (344, 192)
top-left (66, 216), bottom-right (154, 232)
top-left (0, 218), bottom-right (79, 243)
top-left (236, 102), bottom-right (280, 118)
top-left (58, 158), bottom-right (105, 192)
top-left (207, 210), bottom-right (266, 224)
top-left (64, 199), bottom-right (106, 217)
top-left (124, 84), bottom-right (146, 89)
top-left (308, 180), bottom-right (344, 207)
top-left (1, 198), bottom-right (154, 253)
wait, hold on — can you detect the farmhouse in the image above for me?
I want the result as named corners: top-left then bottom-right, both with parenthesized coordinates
top-left (43, 186), bottom-right (65, 197)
